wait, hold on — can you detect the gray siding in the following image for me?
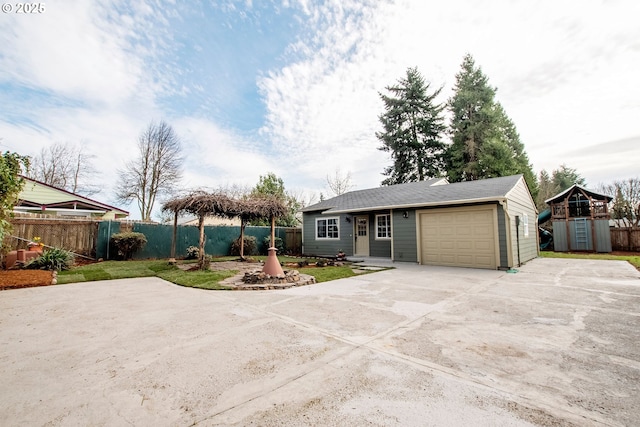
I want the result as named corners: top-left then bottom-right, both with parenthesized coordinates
top-left (369, 211), bottom-right (392, 257)
top-left (302, 212), bottom-right (352, 256)
top-left (552, 221), bottom-right (568, 251)
top-left (505, 178), bottom-right (539, 266)
top-left (496, 204), bottom-right (509, 268)
top-left (392, 209), bottom-right (418, 262)
top-left (552, 219), bottom-right (611, 252)
top-left (594, 220), bottom-right (612, 252)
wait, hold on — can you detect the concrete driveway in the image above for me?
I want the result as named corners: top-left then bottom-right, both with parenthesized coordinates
top-left (1, 258), bottom-right (639, 426)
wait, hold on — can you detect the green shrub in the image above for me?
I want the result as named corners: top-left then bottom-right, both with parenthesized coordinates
top-left (24, 248), bottom-right (75, 271)
top-left (110, 232), bottom-right (147, 260)
top-left (262, 236), bottom-right (284, 254)
top-left (229, 236), bottom-right (257, 256)
top-left (186, 245), bottom-right (200, 260)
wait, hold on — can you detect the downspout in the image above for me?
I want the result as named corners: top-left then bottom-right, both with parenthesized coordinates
top-left (498, 199), bottom-right (513, 269)
top-left (390, 209), bottom-right (394, 262)
top-left (106, 220), bottom-right (111, 260)
top-left (515, 215), bottom-right (521, 267)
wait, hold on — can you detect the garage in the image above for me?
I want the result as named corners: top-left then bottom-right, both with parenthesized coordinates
top-left (302, 174), bottom-right (538, 270)
top-left (419, 205), bottom-right (499, 269)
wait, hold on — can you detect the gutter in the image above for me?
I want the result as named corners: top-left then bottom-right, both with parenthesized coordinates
top-left (322, 196), bottom-right (508, 215)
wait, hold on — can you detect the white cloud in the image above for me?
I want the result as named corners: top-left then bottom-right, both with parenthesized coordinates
top-left (260, 0), bottom-right (640, 193)
top-left (2, 0), bottom-right (639, 219)
top-left (0, 0), bottom-right (174, 107)
top-left (175, 117), bottom-right (275, 190)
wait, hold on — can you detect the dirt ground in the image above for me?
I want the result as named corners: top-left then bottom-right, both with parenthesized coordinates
top-left (0, 270), bottom-right (53, 290)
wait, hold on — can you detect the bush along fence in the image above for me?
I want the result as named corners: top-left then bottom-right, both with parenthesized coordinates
top-left (96, 221), bottom-right (301, 260)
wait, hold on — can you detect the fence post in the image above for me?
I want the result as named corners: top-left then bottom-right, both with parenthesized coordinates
top-left (106, 220), bottom-right (111, 260)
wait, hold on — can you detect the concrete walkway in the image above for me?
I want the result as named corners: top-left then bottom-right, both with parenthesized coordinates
top-left (1, 257), bottom-right (639, 426)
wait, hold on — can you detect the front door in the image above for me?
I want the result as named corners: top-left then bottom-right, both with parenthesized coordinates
top-left (354, 216), bottom-right (369, 256)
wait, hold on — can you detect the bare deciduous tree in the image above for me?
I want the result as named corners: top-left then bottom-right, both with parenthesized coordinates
top-left (27, 142), bottom-right (101, 196)
top-left (601, 178), bottom-right (640, 228)
top-left (326, 167), bottom-right (354, 196)
top-left (116, 121), bottom-right (183, 221)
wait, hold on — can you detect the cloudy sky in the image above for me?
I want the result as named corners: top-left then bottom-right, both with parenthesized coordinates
top-left (1, 0), bottom-right (638, 219)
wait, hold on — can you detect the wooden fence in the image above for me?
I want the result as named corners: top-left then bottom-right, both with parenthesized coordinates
top-left (610, 228), bottom-right (640, 252)
top-left (5, 213), bottom-right (304, 261)
top-left (285, 227), bottom-right (302, 255)
top-left (6, 215), bottom-right (100, 257)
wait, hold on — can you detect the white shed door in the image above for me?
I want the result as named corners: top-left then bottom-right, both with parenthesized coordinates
top-left (419, 206), bottom-right (498, 269)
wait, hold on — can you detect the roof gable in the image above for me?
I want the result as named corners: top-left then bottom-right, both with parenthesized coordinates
top-left (17, 176), bottom-right (129, 216)
top-left (302, 175), bottom-right (525, 214)
top-left (545, 184), bottom-right (613, 204)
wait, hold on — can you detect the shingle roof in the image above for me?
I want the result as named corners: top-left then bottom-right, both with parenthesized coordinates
top-left (302, 175), bottom-right (524, 214)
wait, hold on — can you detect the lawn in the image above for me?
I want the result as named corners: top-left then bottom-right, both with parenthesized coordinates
top-left (57, 257), bottom-right (385, 290)
top-left (540, 251), bottom-right (640, 270)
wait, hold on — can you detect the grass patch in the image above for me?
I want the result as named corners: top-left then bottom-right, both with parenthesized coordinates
top-left (56, 257), bottom-right (380, 289)
top-left (540, 251), bottom-right (640, 270)
top-left (57, 260), bottom-right (176, 284)
top-left (304, 265), bottom-right (361, 283)
top-left (57, 259), bottom-right (235, 289)
top-left (157, 269), bottom-right (237, 290)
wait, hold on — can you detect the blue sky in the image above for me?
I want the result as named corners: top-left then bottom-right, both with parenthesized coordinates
top-left (1, 0), bottom-right (639, 219)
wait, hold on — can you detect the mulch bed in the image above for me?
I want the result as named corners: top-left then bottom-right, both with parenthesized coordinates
top-left (0, 270), bottom-right (54, 291)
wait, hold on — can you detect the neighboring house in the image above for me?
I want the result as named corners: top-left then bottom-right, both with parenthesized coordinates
top-left (179, 215), bottom-right (242, 227)
top-left (545, 184), bottom-right (612, 253)
top-left (14, 176), bottom-right (129, 220)
top-left (301, 174), bottom-right (538, 270)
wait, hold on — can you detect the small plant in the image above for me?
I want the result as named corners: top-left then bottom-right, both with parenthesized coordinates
top-left (24, 248), bottom-right (74, 271)
top-left (29, 236), bottom-right (44, 247)
top-left (230, 236), bottom-right (257, 256)
top-left (186, 245), bottom-right (200, 260)
top-left (110, 232), bottom-right (147, 260)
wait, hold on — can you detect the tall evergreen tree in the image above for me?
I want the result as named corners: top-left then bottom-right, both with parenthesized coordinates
top-left (535, 164), bottom-right (586, 210)
top-left (446, 54), bottom-right (497, 182)
top-left (446, 54), bottom-right (537, 197)
top-left (552, 164), bottom-right (586, 190)
top-left (376, 67), bottom-right (446, 185)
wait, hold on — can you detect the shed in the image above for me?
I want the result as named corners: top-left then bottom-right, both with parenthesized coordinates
top-left (301, 174), bottom-right (538, 270)
top-left (545, 184), bottom-right (612, 253)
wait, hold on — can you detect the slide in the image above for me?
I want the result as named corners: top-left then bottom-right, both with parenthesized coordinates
top-left (538, 208), bottom-right (553, 250)
top-left (538, 208), bottom-right (551, 224)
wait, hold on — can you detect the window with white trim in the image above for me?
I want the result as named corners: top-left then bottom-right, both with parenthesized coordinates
top-left (523, 213), bottom-right (529, 237)
top-left (376, 214), bottom-right (391, 239)
top-left (316, 217), bottom-right (339, 239)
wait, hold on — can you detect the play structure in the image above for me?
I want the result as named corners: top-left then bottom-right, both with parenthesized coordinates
top-left (539, 184), bottom-right (613, 253)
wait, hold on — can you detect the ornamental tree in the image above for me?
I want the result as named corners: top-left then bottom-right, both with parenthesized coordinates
top-left (0, 150), bottom-right (30, 243)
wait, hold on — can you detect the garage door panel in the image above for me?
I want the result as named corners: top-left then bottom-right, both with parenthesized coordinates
top-left (456, 226), bottom-right (472, 236)
top-left (474, 241), bottom-right (492, 251)
top-left (441, 254), bottom-right (456, 263)
top-left (457, 241), bottom-right (473, 250)
top-left (420, 207), bottom-right (497, 269)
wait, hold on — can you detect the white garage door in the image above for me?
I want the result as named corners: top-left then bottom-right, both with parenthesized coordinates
top-left (419, 205), bottom-right (498, 269)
